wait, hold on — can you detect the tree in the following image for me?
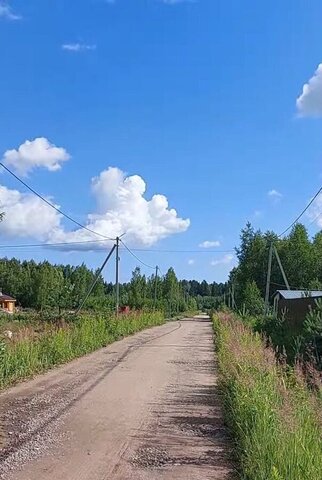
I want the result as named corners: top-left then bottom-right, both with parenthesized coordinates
top-left (163, 268), bottom-right (180, 316)
top-left (282, 225), bottom-right (313, 288)
top-left (129, 267), bottom-right (147, 309)
top-left (242, 281), bottom-right (265, 316)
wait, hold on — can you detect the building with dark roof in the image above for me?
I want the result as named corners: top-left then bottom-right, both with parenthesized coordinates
top-left (273, 290), bottom-right (322, 330)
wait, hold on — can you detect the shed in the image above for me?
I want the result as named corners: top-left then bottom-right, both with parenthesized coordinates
top-left (273, 290), bottom-right (322, 330)
top-left (0, 290), bottom-right (16, 314)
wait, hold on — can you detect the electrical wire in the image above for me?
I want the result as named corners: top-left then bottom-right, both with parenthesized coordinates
top-left (270, 281), bottom-right (318, 291)
top-left (120, 239), bottom-right (156, 270)
top-left (0, 241), bottom-right (235, 253)
top-left (278, 185), bottom-right (322, 238)
top-left (0, 163), bottom-right (113, 241)
top-left (125, 248), bottom-right (235, 253)
top-left (158, 267), bottom-right (165, 277)
top-left (0, 239), bottom-right (114, 249)
top-left (307, 209), bottom-right (322, 227)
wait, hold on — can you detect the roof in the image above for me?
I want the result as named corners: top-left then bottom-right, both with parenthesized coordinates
top-left (274, 290), bottom-right (322, 300)
top-left (0, 294), bottom-right (16, 301)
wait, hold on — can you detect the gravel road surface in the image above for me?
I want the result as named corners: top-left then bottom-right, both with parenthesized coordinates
top-left (0, 316), bottom-right (234, 479)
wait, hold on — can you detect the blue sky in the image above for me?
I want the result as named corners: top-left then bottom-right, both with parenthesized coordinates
top-left (1, 0), bottom-right (322, 283)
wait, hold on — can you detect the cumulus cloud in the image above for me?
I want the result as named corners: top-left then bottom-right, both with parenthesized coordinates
top-left (2, 138), bottom-right (70, 176)
top-left (199, 240), bottom-right (220, 248)
top-left (0, 167), bottom-right (190, 248)
top-left (296, 64), bottom-right (322, 117)
top-left (62, 43), bottom-right (96, 52)
top-left (0, 186), bottom-right (61, 240)
top-left (0, 3), bottom-right (21, 20)
top-left (210, 254), bottom-right (234, 267)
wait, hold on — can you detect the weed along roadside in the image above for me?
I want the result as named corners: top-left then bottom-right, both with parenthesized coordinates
top-left (212, 311), bottom-right (322, 480)
top-left (0, 311), bottom-right (165, 390)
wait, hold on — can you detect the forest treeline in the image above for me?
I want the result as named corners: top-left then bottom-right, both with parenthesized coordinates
top-left (0, 258), bottom-right (225, 314)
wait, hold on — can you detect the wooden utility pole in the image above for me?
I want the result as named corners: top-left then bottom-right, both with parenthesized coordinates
top-left (231, 283), bottom-right (235, 310)
top-left (115, 237), bottom-right (120, 315)
top-left (153, 266), bottom-right (159, 310)
top-left (265, 242), bottom-right (273, 312)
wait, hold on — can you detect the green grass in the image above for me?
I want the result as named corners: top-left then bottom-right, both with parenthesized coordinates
top-left (0, 311), bottom-right (164, 389)
top-left (213, 311), bottom-right (322, 480)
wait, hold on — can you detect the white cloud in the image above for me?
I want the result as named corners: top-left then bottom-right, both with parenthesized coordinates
top-left (296, 64), bottom-right (322, 117)
top-left (307, 193), bottom-right (322, 228)
top-left (188, 259), bottom-right (195, 265)
top-left (199, 240), bottom-right (220, 248)
top-left (0, 186), bottom-right (61, 240)
top-left (0, 166), bottom-right (190, 248)
top-left (0, 3), bottom-right (21, 20)
top-left (210, 254), bottom-right (234, 267)
top-left (268, 189), bottom-right (283, 200)
top-left (62, 43), bottom-right (96, 52)
top-left (2, 138), bottom-right (71, 176)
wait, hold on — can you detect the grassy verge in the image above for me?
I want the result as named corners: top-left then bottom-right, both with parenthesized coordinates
top-left (0, 311), bottom-right (164, 390)
top-left (213, 311), bottom-right (322, 480)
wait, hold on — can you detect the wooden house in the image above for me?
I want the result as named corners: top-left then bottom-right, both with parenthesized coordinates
top-left (0, 290), bottom-right (16, 314)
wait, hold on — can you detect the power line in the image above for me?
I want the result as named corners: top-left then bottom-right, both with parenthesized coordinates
top-left (308, 209), bottom-right (322, 227)
top-left (158, 267), bottom-right (165, 277)
top-left (278, 185), bottom-right (322, 238)
top-left (0, 241), bottom-right (235, 253)
top-left (0, 239), bottom-right (113, 249)
top-left (270, 281), bottom-right (316, 291)
top-left (0, 163), bottom-right (113, 241)
top-left (120, 239), bottom-right (156, 270)
top-left (125, 248), bottom-right (235, 253)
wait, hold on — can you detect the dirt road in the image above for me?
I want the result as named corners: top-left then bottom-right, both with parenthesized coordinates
top-left (0, 316), bottom-right (233, 480)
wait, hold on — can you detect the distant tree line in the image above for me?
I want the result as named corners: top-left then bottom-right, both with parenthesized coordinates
top-left (0, 258), bottom-right (226, 315)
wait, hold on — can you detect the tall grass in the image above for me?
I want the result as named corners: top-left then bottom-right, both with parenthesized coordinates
top-left (0, 311), bottom-right (164, 389)
top-left (213, 312), bottom-right (322, 480)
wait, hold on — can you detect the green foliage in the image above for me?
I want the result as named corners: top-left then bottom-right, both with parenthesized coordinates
top-left (0, 311), bottom-right (164, 389)
top-left (302, 299), bottom-right (322, 369)
top-left (242, 280), bottom-right (265, 316)
top-left (213, 312), bottom-right (322, 480)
